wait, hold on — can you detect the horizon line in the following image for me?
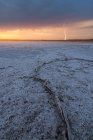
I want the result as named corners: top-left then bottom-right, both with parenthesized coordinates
top-left (0, 39), bottom-right (93, 42)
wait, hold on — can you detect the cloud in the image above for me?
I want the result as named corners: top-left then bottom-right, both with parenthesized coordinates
top-left (0, 0), bottom-right (93, 28)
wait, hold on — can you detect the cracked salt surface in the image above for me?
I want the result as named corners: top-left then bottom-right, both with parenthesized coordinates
top-left (0, 42), bottom-right (93, 140)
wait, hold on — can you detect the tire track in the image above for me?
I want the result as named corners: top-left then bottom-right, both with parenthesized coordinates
top-left (18, 57), bottom-right (93, 139)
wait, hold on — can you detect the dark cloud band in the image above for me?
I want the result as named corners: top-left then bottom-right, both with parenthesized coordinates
top-left (0, 0), bottom-right (93, 28)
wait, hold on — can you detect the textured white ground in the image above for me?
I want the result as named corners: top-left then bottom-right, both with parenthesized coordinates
top-left (0, 42), bottom-right (93, 140)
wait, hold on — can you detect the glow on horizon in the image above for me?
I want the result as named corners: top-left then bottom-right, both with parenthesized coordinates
top-left (0, 27), bottom-right (68, 40)
top-left (0, 20), bottom-right (93, 40)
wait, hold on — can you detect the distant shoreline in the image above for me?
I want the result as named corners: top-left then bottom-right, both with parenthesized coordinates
top-left (0, 39), bottom-right (93, 42)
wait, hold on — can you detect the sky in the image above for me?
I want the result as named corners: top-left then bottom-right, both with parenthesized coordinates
top-left (0, 0), bottom-right (93, 40)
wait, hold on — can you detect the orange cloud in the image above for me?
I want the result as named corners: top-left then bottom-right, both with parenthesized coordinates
top-left (0, 20), bottom-right (93, 40)
top-left (0, 27), bottom-right (67, 40)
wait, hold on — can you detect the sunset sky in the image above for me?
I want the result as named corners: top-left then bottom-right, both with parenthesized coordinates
top-left (0, 0), bottom-right (93, 40)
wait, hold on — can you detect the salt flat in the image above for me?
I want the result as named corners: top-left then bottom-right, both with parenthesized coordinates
top-left (0, 42), bottom-right (93, 140)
